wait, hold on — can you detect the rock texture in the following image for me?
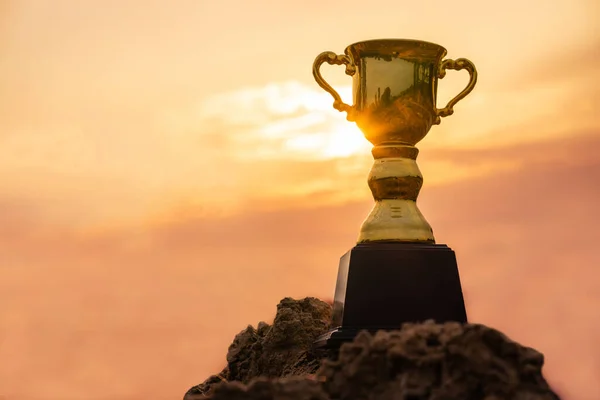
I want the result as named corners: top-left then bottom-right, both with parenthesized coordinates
top-left (210, 378), bottom-right (327, 400)
top-left (184, 297), bottom-right (332, 399)
top-left (186, 298), bottom-right (560, 400)
top-left (317, 322), bottom-right (559, 400)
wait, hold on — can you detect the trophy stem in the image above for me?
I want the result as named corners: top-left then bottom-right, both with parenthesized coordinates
top-left (358, 143), bottom-right (435, 243)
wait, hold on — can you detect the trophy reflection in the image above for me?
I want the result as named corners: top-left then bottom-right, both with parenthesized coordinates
top-left (312, 39), bottom-right (477, 348)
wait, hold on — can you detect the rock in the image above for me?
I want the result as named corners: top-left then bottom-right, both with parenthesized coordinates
top-left (226, 324), bottom-right (265, 381)
top-left (318, 321), bottom-right (559, 400)
top-left (210, 378), bottom-right (329, 400)
top-left (228, 297), bottom-right (332, 381)
top-left (186, 299), bottom-right (560, 400)
top-left (184, 297), bottom-right (332, 399)
top-left (185, 368), bottom-right (228, 400)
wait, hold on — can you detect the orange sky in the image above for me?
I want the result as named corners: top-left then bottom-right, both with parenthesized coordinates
top-left (1, 1), bottom-right (599, 399)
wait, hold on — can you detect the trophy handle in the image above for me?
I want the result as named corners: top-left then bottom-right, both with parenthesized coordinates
top-left (312, 51), bottom-right (357, 121)
top-left (435, 58), bottom-right (478, 124)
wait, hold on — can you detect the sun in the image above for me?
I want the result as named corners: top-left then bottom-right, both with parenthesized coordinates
top-left (267, 83), bottom-right (371, 160)
top-left (217, 81), bottom-right (371, 161)
top-left (322, 124), bottom-right (371, 158)
top-left (282, 122), bottom-right (371, 159)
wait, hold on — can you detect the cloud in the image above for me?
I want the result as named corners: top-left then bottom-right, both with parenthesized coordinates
top-left (1, 72), bottom-right (597, 233)
top-left (507, 36), bottom-right (600, 90)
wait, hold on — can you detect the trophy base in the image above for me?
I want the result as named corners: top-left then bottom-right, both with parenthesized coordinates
top-left (315, 242), bottom-right (467, 349)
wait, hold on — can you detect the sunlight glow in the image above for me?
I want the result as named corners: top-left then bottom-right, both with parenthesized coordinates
top-left (192, 81), bottom-right (368, 160)
top-left (283, 124), bottom-right (371, 159)
top-left (226, 82), bottom-right (372, 160)
top-left (322, 125), bottom-right (370, 158)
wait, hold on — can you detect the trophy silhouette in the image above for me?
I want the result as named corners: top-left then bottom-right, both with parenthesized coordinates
top-left (312, 39), bottom-right (477, 348)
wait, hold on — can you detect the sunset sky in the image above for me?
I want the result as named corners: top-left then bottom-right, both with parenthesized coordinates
top-left (1, 1), bottom-right (599, 399)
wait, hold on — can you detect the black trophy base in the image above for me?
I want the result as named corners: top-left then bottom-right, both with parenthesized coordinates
top-left (315, 242), bottom-right (467, 350)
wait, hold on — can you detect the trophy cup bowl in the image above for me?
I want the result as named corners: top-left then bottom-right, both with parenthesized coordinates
top-left (313, 39), bottom-right (477, 243)
top-left (312, 39), bottom-right (477, 349)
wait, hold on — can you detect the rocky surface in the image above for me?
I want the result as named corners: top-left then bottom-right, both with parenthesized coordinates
top-left (185, 298), bottom-right (560, 400)
top-left (209, 378), bottom-right (327, 400)
top-left (184, 297), bottom-right (332, 399)
top-left (317, 322), bottom-right (559, 400)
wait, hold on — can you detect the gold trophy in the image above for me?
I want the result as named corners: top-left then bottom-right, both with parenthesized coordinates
top-left (313, 39), bottom-right (477, 243)
top-left (312, 39), bottom-right (476, 348)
